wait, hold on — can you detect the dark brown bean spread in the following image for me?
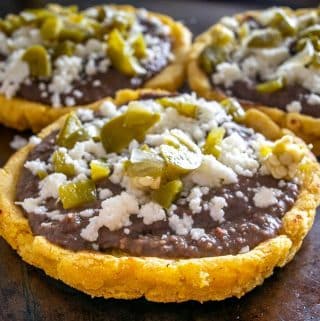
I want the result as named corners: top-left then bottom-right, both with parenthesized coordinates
top-left (217, 81), bottom-right (320, 118)
top-left (202, 11), bottom-right (320, 118)
top-left (2, 17), bottom-right (171, 106)
top-left (16, 129), bottom-right (299, 259)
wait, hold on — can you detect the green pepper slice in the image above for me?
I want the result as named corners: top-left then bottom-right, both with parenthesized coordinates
top-left (41, 16), bottom-right (63, 41)
top-left (160, 144), bottom-right (202, 179)
top-left (132, 33), bottom-right (147, 58)
top-left (90, 160), bottom-right (110, 181)
top-left (126, 149), bottom-right (164, 177)
top-left (157, 97), bottom-right (197, 118)
top-left (107, 29), bottom-right (145, 76)
top-left (152, 179), bottom-right (183, 209)
top-left (37, 170), bottom-right (48, 180)
top-left (170, 129), bottom-right (200, 154)
top-left (300, 24), bottom-right (320, 38)
top-left (6, 14), bottom-right (24, 32)
top-left (22, 45), bottom-right (52, 77)
top-left (220, 98), bottom-right (245, 122)
top-left (59, 179), bottom-right (96, 209)
top-left (311, 52), bottom-right (320, 69)
top-left (269, 11), bottom-right (296, 36)
top-left (53, 40), bottom-right (76, 58)
top-left (52, 150), bottom-right (76, 177)
top-left (101, 104), bottom-right (160, 153)
top-left (199, 45), bottom-right (227, 74)
top-left (210, 24), bottom-right (235, 47)
top-left (203, 127), bottom-right (225, 158)
top-left (0, 19), bottom-right (14, 35)
top-left (57, 113), bottom-right (89, 149)
top-left (59, 27), bottom-right (88, 43)
top-left (22, 9), bottom-right (54, 25)
top-left (247, 28), bottom-right (281, 48)
top-left (256, 78), bottom-right (284, 93)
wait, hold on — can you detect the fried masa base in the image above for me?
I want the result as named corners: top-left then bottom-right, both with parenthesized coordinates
top-left (187, 8), bottom-right (320, 156)
top-left (0, 4), bottom-right (192, 132)
top-left (0, 89), bottom-right (320, 303)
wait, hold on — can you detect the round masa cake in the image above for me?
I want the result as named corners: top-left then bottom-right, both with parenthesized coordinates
top-left (0, 89), bottom-right (319, 302)
top-left (188, 7), bottom-right (320, 155)
top-left (0, 4), bottom-right (191, 131)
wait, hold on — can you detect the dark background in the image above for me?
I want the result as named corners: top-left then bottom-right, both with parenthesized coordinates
top-left (2, 1), bottom-right (320, 35)
top-left (0, 1), bottom-right (320, 321)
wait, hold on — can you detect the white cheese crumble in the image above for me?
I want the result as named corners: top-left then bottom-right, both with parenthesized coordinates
top-left (10, 135), bottom-right (28, 150)
top-left (39, 173), bottom-right (67, 199)
top-left (0, 51), bottom-right (29, 98)
top-left (235, 191), bottom-right (244, 198)
top-left (212, 62), bottom-right (242, 87)
top-left (307, 93), bottom-right (320, 106)
top-left (241, 56), bottom-right (260, 79)
top-left (278, 180), bottom-right (286, 188)
top-left (286, 100), bottom-right (302, 113)
top-left (219, 133), bottom-right (259, 177)
top-left (241, 47), bottom-right (290, 81)
top-left (77, 109), bottom-right (94, 122)
top-left (123, 228), bottom-right (130, 235)
top-left (68, 140), bottom-right (105, 161)
top-left (79, 209), bottom-right (95, 218)
top-left (81, 192), bottom-right (139, 241)
top-left (239, 245), bottom-right (250, 254)
top-left (10, 135), bottom-right (41, 150)
top-left (24, 159), bottom-right (48, 175)
top-left (99, 188), bottom-right (113, 200)
top-left (100, 101), bottom-right (119, 118)
top-left (17, 197), bottom-right (43, 214)
top-left (48, 56), bottom-right (82, 107)
top-left (188, 155), bottom-right (238, 187)
top-left (145, 134), bottom-right (164, 146)
top-left (93, 79), bottom-right (101, 87)
top-left (190, 228), bottom-right (206, 241)
top-left (29, 135), bottom-right (41, 146)
top-left (210, 196), bottom-right (227, 223)
top-left (138, 202), bottom-right (166, 225)
top-left (187, 187), bottom-right (204, 214)
top-left (220, 16), bottom-right (239, 30)
top-left (168, 214), bottom-right (194, 236)
top-left (253, 187), bottom-right (281, 208)
top-left (109, 160), bottom-right (125, 185)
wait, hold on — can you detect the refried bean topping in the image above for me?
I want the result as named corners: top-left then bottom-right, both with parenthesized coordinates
top-left (0, 4), bottom-right (172, 107)
top-left (199, 8), bottom-right (320, 116)
top-left (16, 93), bottom-right (303, 258)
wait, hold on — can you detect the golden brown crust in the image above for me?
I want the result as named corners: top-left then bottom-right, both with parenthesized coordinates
top-left (0, 89), bottom-right (320, 302)
top-left (0, 95), bottom-right (103, 132)
top-left (187, 8), bottom-right (320, 155)
top-left (0, 5), bottom-right (191, 132)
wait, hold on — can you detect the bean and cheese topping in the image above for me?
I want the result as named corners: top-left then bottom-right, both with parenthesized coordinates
top-left (199, 7), bottom-right (320, 114)
top-left (16, 94), bottom-right (302, 257)
top-left (0, 4), bottom-right (172, 107)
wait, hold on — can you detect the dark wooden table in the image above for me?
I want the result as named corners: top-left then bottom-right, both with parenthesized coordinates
top-left (1, 1), bottom-right (319, 320)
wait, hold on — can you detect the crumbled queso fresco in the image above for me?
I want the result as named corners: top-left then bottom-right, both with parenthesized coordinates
top-left (201, 7), bottom-right (320, 115)
top-left (16, 93), bottom-right (302, 258)
top-left (10, 134), bottom-right (41, 150)
top-left (0, 5), bottom-right (172, 107)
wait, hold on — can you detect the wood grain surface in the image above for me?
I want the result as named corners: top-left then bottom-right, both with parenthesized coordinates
top-left (0, 1), bottom-right (319, 320)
